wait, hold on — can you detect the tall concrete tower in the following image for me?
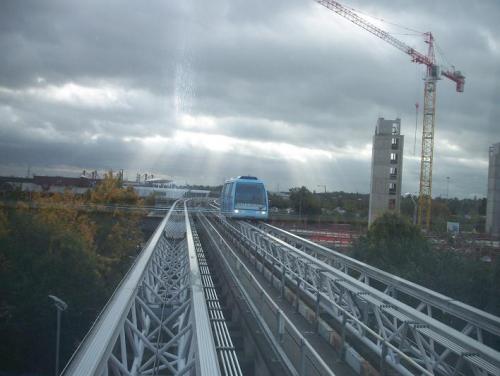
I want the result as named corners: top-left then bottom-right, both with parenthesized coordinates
top-left (486, 142), bottom-right (500, 237)
top-left (369, 118), bottom-right (404, 225)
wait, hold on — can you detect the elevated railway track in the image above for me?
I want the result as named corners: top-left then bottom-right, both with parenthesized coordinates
top-left (258, 223), bottom-right (500, 345)
top-left (62, 200), bottom-right (500, 376)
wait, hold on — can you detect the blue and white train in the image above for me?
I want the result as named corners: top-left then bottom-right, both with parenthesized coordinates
top-left (220, 176), bottom-right (269, 220)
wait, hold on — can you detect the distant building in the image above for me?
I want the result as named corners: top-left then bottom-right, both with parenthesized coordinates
top-left (273, 191), bottom-right (291, 199)
top-left (0, 176), bottom-right (31, 193)
top-left (0, 173), bottom-right (211, 201)
top-left (368, 118), bottom-right (404, 225)
top-left (486, 142), bottom-right (500, 237)
top-left (33, 175), bottom-right (97, 194)
top-left (0, 175), bottom-right (97, 195)
top-left (122, 180), bottom-right (210, 200)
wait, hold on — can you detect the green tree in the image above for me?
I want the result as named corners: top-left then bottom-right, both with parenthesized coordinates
top-left (479, 198), bottom-right (487, 216)
top-left (0, 172), bottom-right (146, 374)
top-left (351, 213), bottom-right (498, 316)
top-left (97, 213), bottom-right (143, 287)
top-left (352, 213), bottom-right (432, 280)
top-left (88, 172), bottom-right (144, 285)
top-left (0, 207), bottom-right (106, 373)
top-left (431, 199), bottom-right (451, 233)
top-left (0, 208), bottom-right (9, 238)
top-left (427, 250), bottom-right (494, 310)
top-left (400, 195), bottom-right (417, 221)
top-left (144, 192), bottom-right (157, 206)
top-left (268, 192), bottom-right (290, 209)
top-left (90, 171), bottom-right (141, 205)
top-left (289, 187), bottom-right (321, 215)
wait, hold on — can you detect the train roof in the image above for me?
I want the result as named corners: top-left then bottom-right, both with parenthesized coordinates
top-left (224, 176), bottom-right (265, 184)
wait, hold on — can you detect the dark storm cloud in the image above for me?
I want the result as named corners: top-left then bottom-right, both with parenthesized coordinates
top-left (0, 0), bottom-right (498, 196)
top-left (0, 0), bottom-right (184, 91)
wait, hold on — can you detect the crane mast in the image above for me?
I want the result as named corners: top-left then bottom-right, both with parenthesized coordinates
top-left (315, 0), bottom-right (464, 229)
top-left (419, 33), bottom-right (438, 229)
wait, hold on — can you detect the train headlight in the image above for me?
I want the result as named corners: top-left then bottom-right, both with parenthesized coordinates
top-left (261, 211), bottom-right (267, 215)
top-left (234, 209), bottom-right (239, 213)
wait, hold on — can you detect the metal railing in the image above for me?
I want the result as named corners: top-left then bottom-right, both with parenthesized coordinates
top-left (260, 222), bottom-right (500, 344)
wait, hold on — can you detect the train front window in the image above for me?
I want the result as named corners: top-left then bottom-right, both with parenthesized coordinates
top-left (235, 183), bottom-right (266, 207)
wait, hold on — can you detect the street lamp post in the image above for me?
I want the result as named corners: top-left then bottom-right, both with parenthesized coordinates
top-left (49, 295), bottom-right (68, 376)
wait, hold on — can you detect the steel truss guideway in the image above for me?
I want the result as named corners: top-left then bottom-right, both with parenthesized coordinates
top-left (210, 216), bottom-right (500, 376)
top-left (62, 200), bottom-right (226, 376)
top-left (197, 213), bottom-right (335, 376)
top-left (259, 223), bottom-right (500, 344)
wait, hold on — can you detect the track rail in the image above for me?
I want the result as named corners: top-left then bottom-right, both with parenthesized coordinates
top-left (188, 209), bottom-right (242, 376)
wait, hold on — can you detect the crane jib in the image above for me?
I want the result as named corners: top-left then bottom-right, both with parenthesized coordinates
top-left (315, 0), bottom-right (464, 91)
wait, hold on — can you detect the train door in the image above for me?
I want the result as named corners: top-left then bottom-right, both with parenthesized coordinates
top-left (228, 182), bottom-right (235, 211)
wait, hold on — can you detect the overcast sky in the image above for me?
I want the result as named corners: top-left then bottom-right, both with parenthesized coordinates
top-left (0, 0), bottom-right (498, 197)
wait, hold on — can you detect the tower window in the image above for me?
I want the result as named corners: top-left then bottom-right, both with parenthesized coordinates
top-left (389, 183), bottom-right (397, 195)
top-left (390, 167), bottom-right (397, 178)
top-left (391, 137), bottom-right (399, 150)
top-left (389, 199), bottom-right (396, 209)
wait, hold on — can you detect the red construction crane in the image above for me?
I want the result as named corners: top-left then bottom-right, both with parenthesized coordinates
top-left (315, 0), bottom-right (465, 229)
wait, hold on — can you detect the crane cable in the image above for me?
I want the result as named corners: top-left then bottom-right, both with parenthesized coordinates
top-left (435, 40), bottom-right (453, 69)
top-left (338, 1), bottom-right (455, 73)
top-left (341, 2), bottom-right (424, 35)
